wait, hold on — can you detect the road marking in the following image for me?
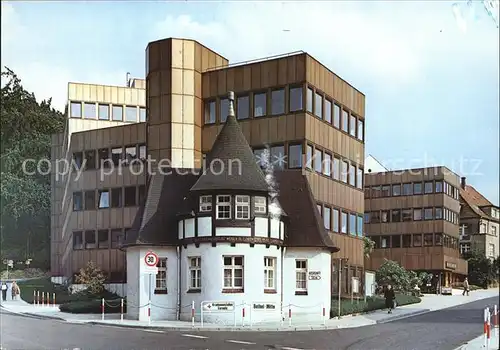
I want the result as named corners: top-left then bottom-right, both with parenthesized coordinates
top-left (281, 347), bottom-right (308, 350)
top-left (226, 340), bottom-right (256, 345)
top-left (181, 334), bottom-right (209, 339)
top-left (143, 329), bottom-right (163, 333)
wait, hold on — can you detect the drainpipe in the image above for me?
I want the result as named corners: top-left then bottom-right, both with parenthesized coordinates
top-left (177, 246), bottom-right (181, 320)
top-left (281, 246), bottom-right (286, 320)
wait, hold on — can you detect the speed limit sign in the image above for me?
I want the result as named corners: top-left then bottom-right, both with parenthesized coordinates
top-left (144, 251), bottom-right (159, 267)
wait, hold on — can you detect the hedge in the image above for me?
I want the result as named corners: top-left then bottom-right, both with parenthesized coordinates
top-left (59, 298), bottom-right (125, 314)
top-left (17, 278), bottom-right (72, 304)
top-left (330, 294), bottom-right (421, 318)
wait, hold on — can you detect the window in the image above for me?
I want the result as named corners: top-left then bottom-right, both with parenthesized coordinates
top-left (314, 149), bottom-right (322, 173)
top-left (199, 195), bottom-right (212, 212)
top-left (271, 145), bottom-right (285, 170)
top-left (220, 98), bottom-right (229, 122)
top-left (84, 150), bottom-right (96, 170)
top-left (223, 256), bottom-right (243, 289)
top-left (324, 99), bottom-right (332, 123)
top-left (288, 144), bottom-right (302, 169)
top-left (435, 207), bottom-right (443, 219)
top-left (402, 235), bottom-right (411, 247)
top-left (70, 102), bottom-right (81, 118)
top-left (435, 181), bottom-right (443, 193)
top-left (73, 192), bottom-right (83, 211)
top-left (73, 152), bottom-right (83, 169)
top-left (333, 209), bottom-right (339, 232)
top-left (333, 104), bottom-right (340, 128)
top-left (73, 231), bottom-right (83, 250)
top-left (83, 103), bottom-right (96, 119)
top-left (424, 181), bottom-right (433, 194)
top-left (349, 214), bottom-right (356, 236)
top-left (317, 204), bottom-right (322, 215)
top-left (414, 209), bottom-right (422, 221)
top-left (381, 210), bottom-right (390, 223)
top-left (341, 161), bottom-right (348, 183)
top-left (333, 157), bottom-right (340, 180)
top-left (350, 115), bottom-right (356, 137)
top-left (98, 104), bottom-right (109, 120)
top-left (84, 191), bottom-right (95, 210)
top-left (460, 243), bottom-right (471, 254)
top-left (98, 190), bottom-right (109, 209)
top-left (138, 185), bottom-right (146, 204)
top-left (314, 92), bottom-right (323, 118)
top-left (125, 106), bottom-right (137, 122)
top-left (295, 260), bottom-right (307, 291)
top-left (341, 212), bottom-right (348, 233)
top-left (364, 212), bottom-right (371, 224)
top-left (306, 87), bottom-right (313, 113)
top-left (138, 144), bottom-right (146, 161)
top-left (124, 186), bottom-right (136, 207)
top-left (254, 92), bottom-right (266, 117)
top-left (111, 229), bottom-right (125, 249)
top-left (391, 210), bottom-right (401, 222)
top-left (98, 230), bottom-right (109, 249)
top-left (237, 95), bottom-right (249, 120)
top-left (112, 105), bottom-right (123, 121)
top-left (413, 234), bottom-right (422, 247)
top-left (403, 183), bottom-right (413, 195)
top-left (392, 235), bottom-right (401, 248)
top-left (357, 119), bottom-right (364, 141)
top-left (492, 226), bottom-right (497, 236)
top-left (254, 148), bottom-right (266, 169)
top-left (289, 86), bottom-right (303, 112)
top-left (264, 257), bottom-right (276, 290)
top-left (84, 230), bottom-right (96, 249)
top-left (324, 207), bottom-right (331, 230)
top-left (392, 184), bottom-right (401, 196)
top-left (124, 145), bottom-right (137, 165)
top-left (98, 148), bottom-right (110, 169)
top-left (414, 182), bottom-right (423, 195)
top-left (341, 110), bottom-right (349, 132)
top-left (189, 257), bottom-right (201, 290)
top-left (139, 107), bottom-right (146, 122)
top-left (235, 195), bottom-right (250, 219)
top-left (216, 195), bottom-right (231, 219)
top-left (424, 208), bottom-right (433, 220)
top-left (349, 164), bottom-right (356, 186)
top-left (357, 216), bottom-right (363, 237)
top-left (381, 185), bottom-right (391, 197)
top-left (402, 209), bottom-right (412, 222)
top-left (356, 168), bottom-right (363, 189)
top-left (381, 236), bottom-right (390, 248)
top-left (424, 234), bottom-right (433, 247)
top-left (306, 145), bottom-right (313, 170)
top-left (156, 258), bottom-right (167, 292)
top-left (480, 222), bottom-right (488, 233)
top-left (271, 89), bottom-right (285, 115)
top-left (111, 188), bottom-right (122, 208)
top-left (372, 186), bottom-right (381, 198)
top-left (205, 101), bottom-right (216, 124)
top-left (371, 211), bottom-right (381, 223)
top-left (324, 153), bottom-right (332, 176)
top-left (254, 196), bottom-right (266, 214)
top-left (111, 147), bottom-right (123, 166)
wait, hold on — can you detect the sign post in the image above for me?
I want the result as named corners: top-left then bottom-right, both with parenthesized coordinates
top-left (143, 251), bottom-right (159, 324)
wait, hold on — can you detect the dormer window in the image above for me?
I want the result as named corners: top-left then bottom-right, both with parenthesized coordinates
top-left (235, 195), bottom-right (250, 219)
top-left (199, 196), bottom-right (212, 212)
top-left (216, 195), bottom-right (231, 219)
top-left (254, 196), bottom-right (267, 214)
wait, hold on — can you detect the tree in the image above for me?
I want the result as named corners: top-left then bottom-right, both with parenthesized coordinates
top-left (463, 250), bottom-right (497, 288)
top-left (376, 259), bottom-right (411, 292)
top-left (76, 261), bottom-right (106, 295)
top-left (363, 237), bottom-right (375, 258)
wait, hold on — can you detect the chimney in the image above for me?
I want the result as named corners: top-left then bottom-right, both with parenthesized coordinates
top-left (227, 91), bottom-right (235, 117)
top-left (461, 177), bottom-right (466, 189)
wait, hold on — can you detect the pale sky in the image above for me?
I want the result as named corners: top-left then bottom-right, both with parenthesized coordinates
top-left (2, 1), bottom-right (499, 204)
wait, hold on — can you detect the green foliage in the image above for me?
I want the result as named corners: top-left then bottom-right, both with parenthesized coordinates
top-left (463, 250), bottom-right (499, 288)
top-left (17, 277), bottom-right (71, 304)
top-left (75, 261), bottom-right (106, 295)
top-left (59, 298), bottom-right (124, 314)
top-left (363, 237), bottom-right (375, 258)
top-left (330, 294), bottom-right (421, 318)
top-left (375, 259), bottom-right (430, 293)
top-left (1, 68), bottom-right (65, 268)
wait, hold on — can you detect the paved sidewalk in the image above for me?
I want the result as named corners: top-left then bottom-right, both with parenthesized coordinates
top-left (2, 288), bottom-right (498, 332)
top-left (454, 327), bottom-right (500, 349)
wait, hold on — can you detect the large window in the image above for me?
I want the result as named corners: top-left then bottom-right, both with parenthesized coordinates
top-left (288, 144), bottom-right (302, 169)
top-left (124, 145), bottom-right (137, 165)
top-left (220, 98), bottom-right (229, 123)
top-left (205, 101), bottom-right (216, 124)
top-left (237, 95), bottom-right (249, 120)
top-left (235, 195), bottom-right (250, 219)
top-left (414, 182), bottom-right (423, 195)
top-left (84, 191), bottom-right (95, 210)
top-left (223, 256), bottom-right (243, 289)
top-left (111, 188), bottom-right (122, 208)
top-left (333, 157), bottom-right (340, 180)
top-left (139, 107), bottom-right (146, 122)
top-left (84, 230), bottom-right (96, 249)
top-left (306, 145), bottom-right (313, 170)
top-left (392, 184), bottom-right (401, 196)
top-left (98, 148), bottom-right (110, 169)
top-left (254, 92), bottom-right (266, 117)
top-left (357, 119), bottom-right (364, 141)
top-left (83, 102), bottom-right (96, 119)
top-left (341, 212), bottom-right (348, 233)
top-left (125, 106), bottom-right (137, 122)
top-left (349, 214), bottom-right (356, 236)
top-left (84, 150), bottom-right (96, 170)
top-left (290, 86), bottom-right (303, 112)
top-left (424, 181), bottom-right (433, 194)
top-left (324, 153), bottom-right (331, 176)
top-left (324, 207), bottom-right (331, 230)
top-left (324, 99), bottom-right (332, 123)
top-left (424, 208), bottom-right (433, 220)
top-left (199, 195), bottom-right (212, 212)
top-left (271, 89), bottom-right (285, 115)
top-left (306, 87), bottom-right (313, 113)
top-left (254, 196), bottom-right (266, 214)
top-left (333, 104), bottom-right (340, 128)
top-left (357, 215), bottom-right (363, 237)
top-left (124, 186), bottom-right (136, 207)
top-left (156, 258), bottom-right (167, 292)
top-left (350, 115), bottom-right (356, 137)
top-left (111, 147), bottom-right (123, 166)
top-left (73, 192), bottom-right (83, 211)
top-left (314, 149), bottom-right (322, 173)
top-left (98, 230), bottom-right (109, 249)
top-left (73, 231), bottom-right (83, 250)
top-left (414, 209), bottom-right (423, 221)
top-left (356, 167), bottom-right (363, 189)
top-left (216, 195), bottom-right (231, 219)
top-left (314, 92), bottom-right (323, 118)
top-left (111, 229), bottom-right (125, 249)
top-left (112, 105), bottom-right (123, 121)
top-left (349, 163), bottom-right (355, 186)
top-left (271, 145), bottom-right (285, 170)
top-left (295, 260), bottom-right (307, 291)
top-left (189, 257), bottom-right (201, 290)
top-left (341, 110), bottom-right (349, 132)
top-left (435, 181), bottom-right (443, 193)
top-left (98, 190), bottom-right (109, 209)
top-left (333, 209), bottom-right (339, 232)
top-left (70, 102), bottom-right (81, 118)
top-left (264, 257), bottom-right (276, 290)
top-left (98, 104), bottom-right (109, 120)
top-left (341, 161), bottom-right (348, 183)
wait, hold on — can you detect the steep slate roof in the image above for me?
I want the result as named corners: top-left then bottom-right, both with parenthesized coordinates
top-left (460, 184), bottom-right (497, 220)
top-left (275, 171), bottom-right (338, 252)
top-left (190, 92), bottom-right (269, 193)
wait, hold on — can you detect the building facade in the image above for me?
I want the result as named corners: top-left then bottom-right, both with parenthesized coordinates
top-left (459, 177), bottom-right (499, 259)
top-left (364, 166), bottom-right (468, 287)
top-left (51, 37), bottom-right (366, 299)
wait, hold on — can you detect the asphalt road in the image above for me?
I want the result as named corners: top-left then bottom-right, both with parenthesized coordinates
top-left (0, 296), bottom-right (497, 350)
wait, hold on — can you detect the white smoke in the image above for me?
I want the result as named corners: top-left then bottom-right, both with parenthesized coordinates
top-left (260, 147), bottom-right (281, 219)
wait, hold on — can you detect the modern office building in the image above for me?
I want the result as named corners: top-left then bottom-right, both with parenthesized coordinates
top-left (50, 37), bottom-right (366, 298)
top-left (364, 164), bottom-right (468, 287)
top-left (459, 177), bottom-right (499, 259)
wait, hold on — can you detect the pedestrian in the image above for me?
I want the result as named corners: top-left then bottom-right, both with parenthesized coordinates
top-left (462, 277), bottom-right (470, 296)
top-left (1, 281), bottom-right (7, 301)
top-left (384, 284), bottom-right (396, 314)
top-left (11, 281), bottom-right (20, 301)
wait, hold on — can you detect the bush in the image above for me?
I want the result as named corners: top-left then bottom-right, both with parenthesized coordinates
top-left (17, 277), bottom-right (71, 304)
top-left (59, 298), bottom-right (125, 314)
top-left (330, 294), bottom-right (421, 318)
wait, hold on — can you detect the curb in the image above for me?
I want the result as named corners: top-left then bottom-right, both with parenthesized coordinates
top-left (375, 309), bottom-right (432, 324)
top-left (1, 305), bottom-right (66, 321)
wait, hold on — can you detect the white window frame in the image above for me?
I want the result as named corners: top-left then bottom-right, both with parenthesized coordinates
top-left (216, 195), bottom-right (231, 219)
top-left (189, 257), bottom-right (201, 290)
top-left (199, 195), bottom-right (212, 212)
top-left (156, 258), bottom-right (167, 291)
top-left (254, 196), bottom-right (267, 214)
top-left (223, 256), bottom-right (244, 289)
top-left (264, 257), bottom-right (276, 290)
top-left (460, 243), bottom-right (471, 255)
top-left (235, 195), bottom-right (250, 219)
top-left (488, 243), bottom-right (495, 257)
top-left (295, 259), bottom-right (308, 291)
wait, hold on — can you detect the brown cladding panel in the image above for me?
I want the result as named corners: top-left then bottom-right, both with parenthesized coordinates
top-left (331, 233), bottom-right (364, 266)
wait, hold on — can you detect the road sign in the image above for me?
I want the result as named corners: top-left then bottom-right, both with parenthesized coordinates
top-left (143, 251), bottom-right (159, 275)
top-left (202, 301), bottom-right (235, 312)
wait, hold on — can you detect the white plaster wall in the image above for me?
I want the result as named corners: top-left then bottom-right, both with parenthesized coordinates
top-left (126, 247), bottom-right (141, 319)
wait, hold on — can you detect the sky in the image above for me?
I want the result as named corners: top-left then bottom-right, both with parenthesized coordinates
top-left (2, 0), bottom-right (499, 204)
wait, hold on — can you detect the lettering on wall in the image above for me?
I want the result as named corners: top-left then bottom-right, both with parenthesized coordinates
top-left (308, 271), bottom-right (321, 280)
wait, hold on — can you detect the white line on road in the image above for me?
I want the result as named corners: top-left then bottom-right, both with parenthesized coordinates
top-left (281, 347), bottom-right (309, 350)
top-left (226, 340), bottom-right (256, 345)
top-left (143, 330), bottom-right (164, 333)
top-left (181, 334), bottom-right (209, 339)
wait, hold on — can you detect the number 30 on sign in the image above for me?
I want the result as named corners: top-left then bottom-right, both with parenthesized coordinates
top-left (144, 251), bottom-right (158, 267)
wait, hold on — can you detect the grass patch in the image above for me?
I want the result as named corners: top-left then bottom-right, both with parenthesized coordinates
top-left (330, 294), bottom-right (421, 318)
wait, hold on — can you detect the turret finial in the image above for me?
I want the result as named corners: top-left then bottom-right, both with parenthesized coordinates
top-left (228, 91), bottom-right (235, 118)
